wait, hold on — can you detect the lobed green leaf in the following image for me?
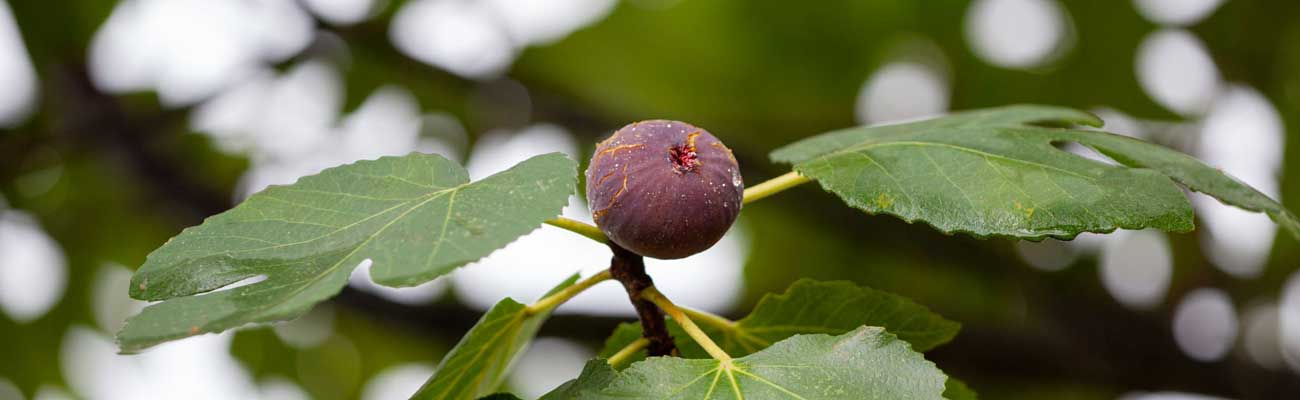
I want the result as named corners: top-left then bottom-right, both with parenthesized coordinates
top-left (554, 327), bottom-right (948, 399)
top-left (771, 105), bottom-right (1300, 240)
top-left (541, 360), bottom-right (621, 400)
top-left (117, 153), bottom-right (577, 352)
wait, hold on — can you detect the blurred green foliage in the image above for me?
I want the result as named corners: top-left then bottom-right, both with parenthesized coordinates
top-left (2, 0), bottom-right (1299, 399)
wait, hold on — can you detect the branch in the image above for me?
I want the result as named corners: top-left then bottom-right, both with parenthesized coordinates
top-left (607, 243), bottom-right (677, 357)
top-left (50, 65), bottom-right (230, 222)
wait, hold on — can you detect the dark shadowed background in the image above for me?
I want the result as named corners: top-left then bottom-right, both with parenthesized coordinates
top-left (1, 0), bottom-right (1298, 399)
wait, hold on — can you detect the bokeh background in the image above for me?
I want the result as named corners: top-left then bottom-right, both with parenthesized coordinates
top-left (1, 0), bottom-right (1298, 399)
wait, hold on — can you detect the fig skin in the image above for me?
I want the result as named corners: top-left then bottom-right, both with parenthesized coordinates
top-left (585, 120), bottom-right (743, 259)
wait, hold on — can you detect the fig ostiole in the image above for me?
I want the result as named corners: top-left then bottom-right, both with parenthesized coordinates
top-left (585, 120), bottom-right (743, 259)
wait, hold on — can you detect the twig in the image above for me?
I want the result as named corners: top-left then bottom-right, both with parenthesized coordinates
top-left (607, 243), bottom-right (677, 357)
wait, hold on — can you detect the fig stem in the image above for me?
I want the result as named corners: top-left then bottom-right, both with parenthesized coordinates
top-left (642, 286), bottom-right (734, 364)
top-left (742, 171), bottom-right (811, 205)
top-left (524, 269), bottom-right (613, 315)
top-left (606, 337), bottom-right (651, 367)
top-left (545, 217), bottom-right (607, 243)
top-left (608, 243), bottom-right (678, 357)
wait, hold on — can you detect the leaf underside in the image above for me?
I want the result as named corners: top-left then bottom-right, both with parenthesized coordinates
top-left (600, 279), bottom-right (960, 364)
top-left (771, 105), bottom-right (1300, 241)
top-left (117, 153), bottom-right (577, 353)
top-left (554, 327), bottom-right (948, 399)
top-left (413, 275), bottom-right (580, 400)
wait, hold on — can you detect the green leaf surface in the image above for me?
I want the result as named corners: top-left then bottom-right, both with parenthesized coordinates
top-left (117, 153), bottom-right (577, 352)
top-left (943, 377), bottom-right (978, 400)
top-left (413, 274), bottom-right (580, 400)
top-left (771, 105), bottom-right (1300, 240)
top-left (601, 279), bottom-right (959, 361)
top-left (554, 327), bottom-right (947, 399)
top-left (541, 360), bottom-right (620, 400)
top-left (598, 322), bottom-right (649, 361)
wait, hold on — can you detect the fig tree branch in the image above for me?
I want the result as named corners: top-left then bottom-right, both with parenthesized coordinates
top-left (608, 242), bottom-right (677, 357)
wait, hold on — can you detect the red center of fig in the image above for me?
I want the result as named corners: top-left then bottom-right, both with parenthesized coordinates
top-left (668, 143), bottom-right (700, 173)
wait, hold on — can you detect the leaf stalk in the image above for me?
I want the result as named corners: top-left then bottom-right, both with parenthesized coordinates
top-left (742, 171), bottom-right (811, 205)
top-left (643, 286), bottom-right (734, 364)
top-left (607, 338), bottom-right (651, 367)
top-left (525, 269), bottom-right (613, 315)
top-left (545, 217), bottom-right (608, 242)
top-left (681, 307), bottom-right (737, 330)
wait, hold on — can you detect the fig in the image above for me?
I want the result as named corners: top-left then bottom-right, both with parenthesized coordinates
top-left (585, 120), bottom-right (743, 259)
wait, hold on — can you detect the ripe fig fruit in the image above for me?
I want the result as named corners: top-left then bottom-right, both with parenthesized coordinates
top-left (585, 120), bottom-right (743, 259)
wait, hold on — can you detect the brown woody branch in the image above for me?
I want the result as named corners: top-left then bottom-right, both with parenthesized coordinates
top-left (607, 243), bottom-right (677, 357)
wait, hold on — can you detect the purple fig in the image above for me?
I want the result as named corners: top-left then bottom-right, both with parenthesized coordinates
top-left (585, 120), bottom-right (744, 259)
